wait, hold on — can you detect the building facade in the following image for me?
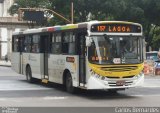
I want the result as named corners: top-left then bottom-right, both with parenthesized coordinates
top-left (0, 0), bottom-right (14, 59)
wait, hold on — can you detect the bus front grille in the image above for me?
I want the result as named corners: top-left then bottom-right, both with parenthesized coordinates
top-left (100, 66), bottom-right (138, 72)
top-left (105, 75), bottom-right (135, 79)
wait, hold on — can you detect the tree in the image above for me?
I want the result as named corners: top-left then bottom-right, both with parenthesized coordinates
top-left (9, 0), bottom-right (160, 50)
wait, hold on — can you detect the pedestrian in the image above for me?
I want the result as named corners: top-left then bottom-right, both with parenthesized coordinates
top-left (5, 54), bottom-right (8, 62)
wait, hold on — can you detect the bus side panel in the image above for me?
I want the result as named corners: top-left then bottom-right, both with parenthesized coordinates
top-left (48, 55), bottom-right (65, 84)
top-left (65, 55), bottom-right (79, 87)
top-left (22, 53), bottom-right (42, 79)
top-left (48, 55), bottom-right (79, 87)
top-left (11, 52), bottom-right (21, 74)
top-left (22, 53), bottom-right (30, 76)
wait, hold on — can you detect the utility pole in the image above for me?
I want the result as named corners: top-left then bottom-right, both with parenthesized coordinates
top-left (71, 0), bottom-right (74, 24)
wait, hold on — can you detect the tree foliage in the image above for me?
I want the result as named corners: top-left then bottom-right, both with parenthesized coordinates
top-left (9, 0), bottom-right (160, 50)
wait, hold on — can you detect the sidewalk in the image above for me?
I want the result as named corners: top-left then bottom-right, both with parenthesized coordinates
top-left (143, 74), bottom-right (160, 88)
top-left (0, 60), bottom-right (11, 67)
top-left (144, 74), bottom-right (160, 79)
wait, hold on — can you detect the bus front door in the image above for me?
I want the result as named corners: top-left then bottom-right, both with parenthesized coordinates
top-left (40, 35), bottom-right (49, 83)
top-left (12, 36), bottom-right (24, 74)
top-left (78, 33), bottom-right (86, 86)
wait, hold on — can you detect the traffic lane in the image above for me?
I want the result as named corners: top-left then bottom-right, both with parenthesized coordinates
top-left (0, 87), bottom-right (160, 107)
top-left (0, 74), bottom-right (159, 107)
top-left (0, 79), bottom-right (160, 97)
top-left (0, 66), bottom-right (160, 106)
top-left (1, 77), bottom-right (160, 98)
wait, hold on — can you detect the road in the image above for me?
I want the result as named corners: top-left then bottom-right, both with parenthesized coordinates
top-left (0, 66), bottom-right (160, 107)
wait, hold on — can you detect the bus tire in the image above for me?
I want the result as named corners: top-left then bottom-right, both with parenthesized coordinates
top-left (26, 66), bottom-right (33, 83)
top-left (65, 72), bottom-right (74, 93)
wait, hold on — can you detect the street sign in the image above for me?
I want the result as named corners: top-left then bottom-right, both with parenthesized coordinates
top-left (0, 0), bottom-right (4, 3)
top-left (23, 11), bottom-right (44, 23)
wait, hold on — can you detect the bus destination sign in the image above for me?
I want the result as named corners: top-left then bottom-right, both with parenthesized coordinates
top-left (91, 23), bottom-right (141, 33)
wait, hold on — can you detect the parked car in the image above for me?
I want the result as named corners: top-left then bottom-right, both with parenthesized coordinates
top-left (155, 61), bottom-right (160, 75)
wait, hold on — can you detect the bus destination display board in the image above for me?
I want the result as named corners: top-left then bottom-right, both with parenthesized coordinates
top-left (91, 23), bottom-right (141, 33)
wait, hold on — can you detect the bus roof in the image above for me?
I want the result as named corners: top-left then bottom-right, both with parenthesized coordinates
top-left (12, 21), bottom-right (142, 35)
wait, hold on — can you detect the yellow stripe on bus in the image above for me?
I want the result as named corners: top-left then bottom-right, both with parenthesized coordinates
top-left (88, 63), bottom-right (144, 78)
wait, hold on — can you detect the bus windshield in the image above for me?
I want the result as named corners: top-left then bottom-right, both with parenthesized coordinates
top-left (88, 35), bottom-right (143, 64)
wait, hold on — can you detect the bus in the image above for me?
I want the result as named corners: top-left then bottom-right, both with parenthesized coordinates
top-left (11, 21), bottom-right (144, 93)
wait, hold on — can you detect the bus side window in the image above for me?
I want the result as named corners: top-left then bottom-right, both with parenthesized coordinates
top-left (62, 32), bottom-right (76, 55)
top-left (24, 35), bottom-right (32, 52)
top-left (31, 35), bottom-right (40, 53)
top-left (12, 36), bottom-right (19, 52)
top-left (62, 32), bottom-right (69, 54)
top-left (68, 42), bottom-right (75, 54)
top-left (68, 33), bottom-right (75, 55)
top-left (51, 33), bottom-right (62, 54)
top-left (12, 36), bottom-right (25, 52)
top-left (19, 36), bottom-right (25, 52)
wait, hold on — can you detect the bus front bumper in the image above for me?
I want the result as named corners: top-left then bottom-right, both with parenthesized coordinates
top-left (87, 74), bottom-right (144, 90)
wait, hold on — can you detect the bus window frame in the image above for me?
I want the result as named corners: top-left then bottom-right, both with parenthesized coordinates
top-left (31, 34), bottom-right (40, 53)
top-left (50, 31), bottom-right (62, 54)
top-left (23, 35), bottom-right (32, 53)
top-left (12, 35), bottom-right (25, 53)
top-left (62, 31), bottom-right (76, 55)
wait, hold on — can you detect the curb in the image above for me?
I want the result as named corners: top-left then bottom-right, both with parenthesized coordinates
top-left (0, 65), bottom-right (11, 67)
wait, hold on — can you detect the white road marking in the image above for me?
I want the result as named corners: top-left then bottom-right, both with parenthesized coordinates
top-left (0, 98), bottom-right (6, 101)
top-left (43, 96), bottom-right (67, 100)
top-left (130, 94), bottom-right (160, 97)
top-left (142, 86), bottom-right (160, 88)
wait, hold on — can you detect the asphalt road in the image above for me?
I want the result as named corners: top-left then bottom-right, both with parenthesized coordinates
top-left (0, 66), bottom-right (160, 107)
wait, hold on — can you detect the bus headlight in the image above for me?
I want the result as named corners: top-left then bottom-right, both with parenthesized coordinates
top-left (95, 74), bottom-right (101, 78)
top-left (92, 73), bottom-right (107, 80)
top-left (134, 71), bottom-right (143, 79)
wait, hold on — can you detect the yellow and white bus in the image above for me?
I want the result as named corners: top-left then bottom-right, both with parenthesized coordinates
top-left (11, 21), bottom-right (144, 93)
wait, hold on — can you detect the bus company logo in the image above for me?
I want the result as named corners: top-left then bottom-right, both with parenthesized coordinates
top-left (66, 57), bottom-right (75, 63)
top-left (1, 107), bottom-right (19, 113)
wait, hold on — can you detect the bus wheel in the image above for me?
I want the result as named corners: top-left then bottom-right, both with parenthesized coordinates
top-left (66, 72), bottom-right (74, 93)
top-left (26, 66), bottom-right (33, 83)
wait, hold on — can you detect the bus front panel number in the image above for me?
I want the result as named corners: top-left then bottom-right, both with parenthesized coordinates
top-left (97, 26), bottom-right (106, 32)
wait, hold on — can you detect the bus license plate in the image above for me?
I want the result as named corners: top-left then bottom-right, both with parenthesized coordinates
top-left (116, 80), bottom-right (125, 86)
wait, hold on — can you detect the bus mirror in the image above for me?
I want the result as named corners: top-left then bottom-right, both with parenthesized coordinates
top-left (86, 36), bottom-right (92, 47)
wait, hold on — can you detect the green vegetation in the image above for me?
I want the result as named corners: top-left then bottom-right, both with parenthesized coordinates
top-left (9, 0), bottom-right (160, 51)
